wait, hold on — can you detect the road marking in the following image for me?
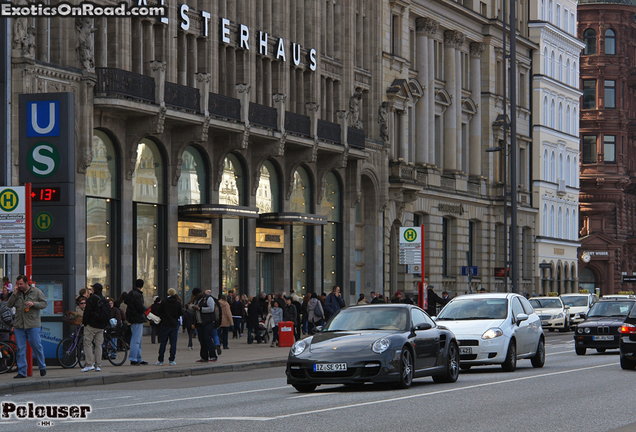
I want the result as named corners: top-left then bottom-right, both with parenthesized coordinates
top-left (546, 350), bottom-right (575, 356)
top-left (95, 385), bottom-right (289, 410)
top-left (94, 396), bottom-right (134, 401)
top-left (83, 362), bottom-right (617, 423)
top-left (287, 392), bottom-right (340, 399)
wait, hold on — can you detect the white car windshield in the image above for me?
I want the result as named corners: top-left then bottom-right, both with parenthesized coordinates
top-left (588, 301), bottom-right (633, 318)
top-left (562, 296), bottom-right (588, 307)
top-left (436, 298), bottom-right (508, 320)
top-left (529, 299), bottom-right (562, 309)
top-left (323, 307), bottom-right (410, 332)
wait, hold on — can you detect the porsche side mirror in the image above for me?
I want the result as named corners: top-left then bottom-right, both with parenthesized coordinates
top-left (416, 323), bottom-right (433, 331)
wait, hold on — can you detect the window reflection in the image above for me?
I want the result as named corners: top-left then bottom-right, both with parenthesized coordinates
top-left (178, 147), bottom-right (206, 205)
top-left (291, 167), bottom-right (311, 296)
top-left (132, 139), bottom-right (163, 204)
top-left (257, 160), bottom-right (279, 213)
top-left (220, 154), bottom-right (243, 206)
top-left (322, 172), bottom-right (341, 292)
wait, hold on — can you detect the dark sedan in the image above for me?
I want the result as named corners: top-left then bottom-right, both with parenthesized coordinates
top-left (619, 304), bottom-right (636, 369)
top-left (574, 299), bottom-right (636, 355)
top-left (286, 304), bottom-right (460, 392)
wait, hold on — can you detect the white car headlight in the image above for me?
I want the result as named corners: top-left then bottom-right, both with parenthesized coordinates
top-left (372, 337), bottom-right (391, 354)
top-left (555, 312), bottom-right (564, 319)
top-left (482, 328), bottom-right (504, 340)
top-left (291, 339), bottom-right (308, 356)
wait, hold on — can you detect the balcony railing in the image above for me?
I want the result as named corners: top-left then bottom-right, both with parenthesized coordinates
top-left (285, 111), bottom-right (311, 137)
top-left (249, 102), bottom-right (278, 129)
top-left (95, 68), bottom-right (155, 103)
top-left (347, 127), bottom-right (365, 149)
top-left (165, 82), bottom-right (200, 112)
top-left (317, 119), bottom-right (341, 144)
top-left (208, 93), bottom-right (241, 121)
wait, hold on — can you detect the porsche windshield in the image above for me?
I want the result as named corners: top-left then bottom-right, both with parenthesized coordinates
top-left (322, 307), bottom-right (410, 332)
top-left (529, 298), bottom-right (563, 309)
top-left (588, 301), bottom-right (633, 318)
top-left (436, 298), bottom-right (508, 320)
top-left (562, 296), bottom-right (588, 307)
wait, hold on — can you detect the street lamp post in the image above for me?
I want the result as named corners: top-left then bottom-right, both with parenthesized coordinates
top-left (487, 138), bottom-right (508, 293)
top-left (509, 0), bottom-right (518, 294)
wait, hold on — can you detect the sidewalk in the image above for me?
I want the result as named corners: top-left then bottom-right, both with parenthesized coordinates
top-left (0, 328), bottom-right (292, 394)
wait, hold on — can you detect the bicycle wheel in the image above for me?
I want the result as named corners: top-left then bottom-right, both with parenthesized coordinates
top-left (56, 338), bottom-right (78, 369)
top-left (78, 344), bottom-right (86, 369)
top-left (0, 342), bottom-right (16, 373)
top-left (106, 337), bottom-right (128, 366)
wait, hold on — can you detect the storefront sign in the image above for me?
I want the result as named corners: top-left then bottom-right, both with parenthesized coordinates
top-left (178, 221), bottom-right (211, 244)
top-left (256, 228), bottom-right (284, 249)
top-left (438, 203), bottom-right (464, 215)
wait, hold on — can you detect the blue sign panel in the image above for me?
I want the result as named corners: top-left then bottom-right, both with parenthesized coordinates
top-left (26, 100), bottom-right (60, 137)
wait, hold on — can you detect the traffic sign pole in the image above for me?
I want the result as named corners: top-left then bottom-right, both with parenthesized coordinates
top-left (25, 183), bottom-right (33, 377)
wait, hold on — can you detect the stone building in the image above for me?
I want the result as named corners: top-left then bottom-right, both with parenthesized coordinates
top-left (577, 0), bottom-right (636, 295)
top-left (382, 0), bottom-right (537, 298)
top-left (529, 0), bottom-right (583, 294)
top-left (7, 0), bottom-right (388, 346)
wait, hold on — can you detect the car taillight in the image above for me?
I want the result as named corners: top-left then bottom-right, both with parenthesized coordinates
top-left (620, 324), bottom-right (636, 334)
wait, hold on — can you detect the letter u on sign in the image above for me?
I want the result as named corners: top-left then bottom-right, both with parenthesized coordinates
top-left (27, 101), bottom-right (60, 137)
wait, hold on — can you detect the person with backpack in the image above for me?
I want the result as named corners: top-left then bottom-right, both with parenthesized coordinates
top-left (125, 279), bottom-right (148, 366)
top-left (192, 289), bottom-right (219, 362)
top-left (81, 283), bottom-right (111, 372)
top-left (155, 288), bottom-right (182, 366)
top-left (307, 292), bottom-right (324, 334)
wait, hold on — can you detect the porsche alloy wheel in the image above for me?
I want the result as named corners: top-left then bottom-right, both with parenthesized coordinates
top-left (396, 347), bottom-right (414, 389)
top-left (433, 341), bottom-right (459, 383)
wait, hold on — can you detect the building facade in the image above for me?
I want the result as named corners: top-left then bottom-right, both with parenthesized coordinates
top-left (529, 0), bottom-right (583, 294)
top-left (382, 0), bottom-right (537, 298)
top-left (8, 0), bottom-right (389, 340)
top-left (577, 0), bottom-right (636, 295)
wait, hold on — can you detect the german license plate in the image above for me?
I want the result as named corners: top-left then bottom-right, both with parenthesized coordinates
top-left (460, 347), bottom-right (472, 355)
top-left (541, 321), bottom-right (549, 326)
top-left (314, 363), bottom-right (347, 372)
top-left (593, 335), bottom-right (614, 341)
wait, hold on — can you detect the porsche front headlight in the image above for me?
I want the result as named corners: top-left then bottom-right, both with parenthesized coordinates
top-left (291, 339), bottom-right (309, 356)
top-left (372, 338), bottom-right (391, 354)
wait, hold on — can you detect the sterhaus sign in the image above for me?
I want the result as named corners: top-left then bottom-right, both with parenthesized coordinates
top-left (139, 0), bottom-right (318, 71)
top-left (438, 203), bottom-right (464, 215)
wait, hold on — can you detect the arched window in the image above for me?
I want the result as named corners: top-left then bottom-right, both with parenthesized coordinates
top-left (549, 0), bottom-right (553, 22)
top-left (291, 166), bottom-right (313, 295)
top-left (558, 207), bottom-right (563, 239)
top-left (556, 5), bottom-right (560, 27)
top-left (220, 153), bottom-right (244, 206)
top-left (573, 107), bottom-right (577, 134)
top-left (220, 153), bottom-right (246, 293)
top-left (256, 160), bottom-right (280, 213)
top-left (321, 172), bottom-right (342, 292)
top-left (178, 146), bottom-right (207, 205)
top-left (558, 55), bottom-right (562, 81)
top-left (572, 61), bottom-right (577, 86)
top-left (132, 138), bottom-right (165, 305)
top-left (87, 130), bottom-right (119, 298)
top-left (605, 29), bottom-right (616, 55)
top-left (566, 105), bottom-right (571, 134)
top-left (543, 96), bottom-right (549, 126)
top-left (565, 209), bottom-right (570, 240)
top-left (559, 153), bottom-right (564, 181)
top-left (543, 204), bottom-right (548, 236)
top-left (572, 209), bottom-right (577, 239)
top-left (565, 59), bottom-right (570, 85)
top-left (550, 51), bottom-right (555, 77)
top-left (566, 155), bottom-right (571, 186)
top-left (550, 99), bottom-right (555, 128)
top-left (550, 151), bottom-right (556, 182)
top-left (558, 102), bottom-right (563, 131)
top-left (550, 205), bottom-right (555, 237)
top-left (573, 156), bottom-right (578, 186)
top-left (584, 29), bottom-right (596, 55)
top-left (543, 149), bottom-right (549, 181)
top-left (543, 48), bottom-right (549, 75)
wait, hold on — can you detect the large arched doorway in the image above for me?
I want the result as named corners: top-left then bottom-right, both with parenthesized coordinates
top-left (579, 267), bottom-right (597, 294)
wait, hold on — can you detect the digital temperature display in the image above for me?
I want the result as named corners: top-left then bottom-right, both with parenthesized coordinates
top-left (31, 187), bottom-right (61, 202)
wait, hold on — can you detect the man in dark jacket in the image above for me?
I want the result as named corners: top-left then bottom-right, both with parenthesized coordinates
top-left (324, 286), bottom-right (345, 320)
top-left (246, 296), bottom-right (262, 344)
top-left (230, 295), bottom-right (245, 339)
top-left (82, 283), bottom-right (110, 372)
top-left (156, 288), bottom-right (182, 366)
top-left (426, 285), bottom-right (449, 317)
top-left (126, 279), bottom-right (148, 365)
top-left (192, 290), bottom-right (218, 362)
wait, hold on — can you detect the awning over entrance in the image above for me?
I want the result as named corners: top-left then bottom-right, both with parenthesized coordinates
top-left (179, 204), bottom-right (260, 219)
top-left (259, 212), bottom-right (327, 225)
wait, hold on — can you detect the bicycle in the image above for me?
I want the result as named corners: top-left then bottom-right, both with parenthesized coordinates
top-left (101, 327), bottom-right (128, 366)
top-left (56, 325), bottom-right (86, 369)
top-left (0, 339), bottom-right (17, 373)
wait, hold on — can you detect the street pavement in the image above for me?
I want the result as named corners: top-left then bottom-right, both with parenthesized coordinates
top-left (1, 332), bottom-right (634, 432)
top-left (0, 328), bottom-right (291, 394)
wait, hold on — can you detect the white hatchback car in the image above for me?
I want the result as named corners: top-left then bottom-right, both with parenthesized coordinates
top-left (529, 296), bottom-right (569, 332)
top-left (434, 293), bottom-right (545, 372)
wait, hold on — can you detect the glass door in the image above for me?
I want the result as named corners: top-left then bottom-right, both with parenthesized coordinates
top-left (178, 248), bottom-right (201, 303)
top-left (257, 252), bottom-right (274, 295)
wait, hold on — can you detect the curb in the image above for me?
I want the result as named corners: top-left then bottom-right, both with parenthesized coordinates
top-left (0, 359), bottom-right (288, 394)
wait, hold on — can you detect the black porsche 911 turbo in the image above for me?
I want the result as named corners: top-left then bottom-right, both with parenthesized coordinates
top-left (286, 304), bottom-right (460, 392)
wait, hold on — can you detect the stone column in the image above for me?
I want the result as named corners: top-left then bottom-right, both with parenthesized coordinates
top-left (416, 18), bottom-right (438, 166)
top-left (469, 42), bottom-right (484, 178)
top-left (444, 31), bottom-right (464, 172)
top-left (428, 34), bottom-right (436, 164)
